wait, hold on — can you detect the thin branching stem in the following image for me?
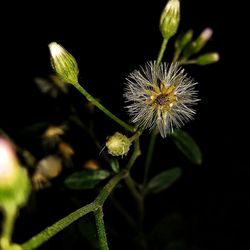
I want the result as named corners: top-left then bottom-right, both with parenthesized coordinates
top-left (21, 170), bottom-right (127, 250)
top-left (21, 203), bottom-right (96, 250)
top-left (73, 82), bottom-right (136, 132)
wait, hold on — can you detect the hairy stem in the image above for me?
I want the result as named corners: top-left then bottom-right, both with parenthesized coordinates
top-left (94, 207), bottom-right (109, 250)
top-left (21, 203), bottom-right (96, 250)
top-left (21, 170), bottom-right (127, 250)
top-left (21, 133), bottom-right (142, 250)
top-left (73, 82), bottom-right (136, 132)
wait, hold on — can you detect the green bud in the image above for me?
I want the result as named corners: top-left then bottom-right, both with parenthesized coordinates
top-left (48, 42), bottom-right (79, 85)
top-left (160, 0), bottom-right (180, 39)
top-left (106, 132), bottom-right (131, 157)
top-left (0, 139), bottom-right (31, 209)
top-left (183, 28), bottom-right (213, 59)
top-left (195, 53), bottom-right (220, 65)
top-left (175, 29), bottom-right (193, 50)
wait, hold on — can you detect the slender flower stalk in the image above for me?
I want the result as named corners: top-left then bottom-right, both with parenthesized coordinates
top-left (49, 42), bottom-right (135, 132)
top-left (73, 82), bottom-right (136, 132)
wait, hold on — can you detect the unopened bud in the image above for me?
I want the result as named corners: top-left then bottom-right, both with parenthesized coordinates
top-left (49, 42), bottom-right (79, 85)
top-left (183, 28), bottom-right (213, 58)
top-left (0, 139), bottom-right (31, 208)
top-left (175, 29), bottom-right (193, 50)
top-left (0, 139), bottom-right (19, 186)
top-left (193, 28), bottom-right (213, 53)
top-left (200, 28), bottom-right (213, 42)
top-left (195, 53), bottom-right (220, 65)
top-left (106, 132), bottom-right (131, 157)
top-left (160, 0), bottom-right (180, 39)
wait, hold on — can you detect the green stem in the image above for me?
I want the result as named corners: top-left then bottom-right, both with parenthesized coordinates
top-left (143, 128), bottom-right (158, 187)
top-left (126, 138), bottom-right (141, 171)
top-left (21, 135), bottom-right (142, 250)
top-left (21, 203), bottom-right (96, 250)
top-left (0, 206), bottom-right (17, 249)
top-left (129, 130), bottom-right (142, 143)
top-left (95, 170), bottom-right (127, 205)
top-left (94, 207), bottom-right (109, 250)
top-left (73, 82), bottom-right (136, 132)
top-left (123, 138), bottom-right (144, 224)
top-left (21, 170), bottom-right (127, 250)
top-left (156, 38), bottom-right (169, 66)
top-left (179, 59), bottom-right (196, 65)
top-left (173, 49), bottom-right (181, 63)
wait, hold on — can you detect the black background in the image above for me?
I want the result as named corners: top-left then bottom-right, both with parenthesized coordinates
top-left (1, 0), bottom-right (248, 249)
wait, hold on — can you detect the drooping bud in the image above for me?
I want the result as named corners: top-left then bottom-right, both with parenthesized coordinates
top-left (106, 132), bottom-right (131, 157)
top-left (160, 0), bottom-right (180, 39)
top-left (48, 42), bottom-right (79, 85)
top-left (195, 53), bottom-right (220, 65)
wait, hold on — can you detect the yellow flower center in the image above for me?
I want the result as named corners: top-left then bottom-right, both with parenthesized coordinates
top-left (147, 82), bottom-right (177, 111)
top-left (155, 94), bottom-right (169, 105)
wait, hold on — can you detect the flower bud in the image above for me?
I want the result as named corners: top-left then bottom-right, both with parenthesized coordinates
top-left (160, 0), bottom-right (180, 39)
top-left (175, 29), bottom-right (193, 50)
top-left (0, 139), bottom-right (19, 186)
top-left (0, 139), bottom-right (31, 208)
top-left (183, 28), bottom-right (213, 58)
top-left (195, 53), bottom-right (220, 65)
top-left (106, 132), bottom-right (131, 157)
top-left (192, 28), bottom-right (213, 53)
top-left (48, 42), bottom-right (79, 85)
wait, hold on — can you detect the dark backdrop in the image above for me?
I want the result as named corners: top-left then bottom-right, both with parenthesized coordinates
top-left (1, 0), bottom-right (248, 250)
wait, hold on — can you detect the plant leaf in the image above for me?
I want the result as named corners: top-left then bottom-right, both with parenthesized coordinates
top-left (146, 168), bottom-right (181, 194)
top-left (64, 170), bottom-right (110, 190)
top-left (109, 158), bottom-right (120, 173)
top-left (170, 130), bottom-right (202, 165)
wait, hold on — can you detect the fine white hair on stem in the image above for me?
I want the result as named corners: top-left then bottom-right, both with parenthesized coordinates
top-left (124, 61), bottom-right (199, 138)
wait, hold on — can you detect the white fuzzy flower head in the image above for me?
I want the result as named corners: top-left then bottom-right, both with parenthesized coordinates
top-left (124, 62), bottom-right (199, 138)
